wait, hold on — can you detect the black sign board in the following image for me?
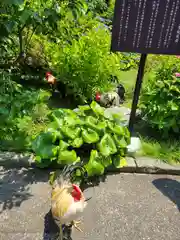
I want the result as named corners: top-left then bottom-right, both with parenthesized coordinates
top-left (111, 0), bottom-right (180, 55)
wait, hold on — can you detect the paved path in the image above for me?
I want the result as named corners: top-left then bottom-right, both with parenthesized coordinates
top-left (0, 167), bottom-right (179, 240)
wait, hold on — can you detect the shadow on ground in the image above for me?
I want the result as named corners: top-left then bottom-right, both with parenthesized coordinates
top-left (0, 166), bottom-right (50, 213)
top-left (43, 210), bottom-right (73, 240)
top-left (152, 178), bottom-right (180, 211)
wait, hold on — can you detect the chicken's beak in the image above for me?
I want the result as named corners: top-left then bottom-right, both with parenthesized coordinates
top-left (85, 196), bottom-right (92, 202)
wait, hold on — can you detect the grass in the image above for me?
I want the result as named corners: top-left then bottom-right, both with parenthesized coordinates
top-left (138, 137), bottom-right (180, 164)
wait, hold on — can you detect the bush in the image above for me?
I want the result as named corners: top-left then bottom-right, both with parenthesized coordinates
top-left (31, 101), bottom-right (130, 177)
top-left (43, 27), bottom-right (137, 103)
top-left (86, 0), bottom-right (108, 14)
top-left (0, 70), bottom-right (51, 151)
top-left (140, 56), bottom-right (180, 137)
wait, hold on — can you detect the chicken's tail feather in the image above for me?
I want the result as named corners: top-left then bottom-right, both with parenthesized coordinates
top-left (54, 161), bottom-right (88, 188)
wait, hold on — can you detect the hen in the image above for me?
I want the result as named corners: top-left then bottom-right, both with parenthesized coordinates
top-left (95, 84), bottom-right (125, 108)
top-left (51, 163), bottom-right (88, 240)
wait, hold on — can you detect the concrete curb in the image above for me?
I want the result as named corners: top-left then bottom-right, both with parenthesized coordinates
top-left (0, 151), bottom-right (180, 176)
top-left (120, 157), bottom-right (180, 176)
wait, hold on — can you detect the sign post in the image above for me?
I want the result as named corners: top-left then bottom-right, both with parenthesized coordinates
top-left (111, 0), bottom-right (180, 133)
top-left (128, 53), bottom-right (147, 132)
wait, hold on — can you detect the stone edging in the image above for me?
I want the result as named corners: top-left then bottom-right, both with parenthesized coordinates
top-left (119, 157), bottom-right (180, 176)
top-left (0, 152), bottom-right (180, 176)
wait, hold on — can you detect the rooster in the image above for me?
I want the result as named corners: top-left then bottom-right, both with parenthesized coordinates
top-left (51, 163), bottom-right (88, 240)
top-left (45, 72), bottom-right (57, 91)
top-left (95, 84), bottom-right (125, 108)
top-left (45, 72), bottom-right (68, 100)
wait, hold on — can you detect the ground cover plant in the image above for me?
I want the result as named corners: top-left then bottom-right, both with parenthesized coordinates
top-left (31, 101), bottom-right (130, 177)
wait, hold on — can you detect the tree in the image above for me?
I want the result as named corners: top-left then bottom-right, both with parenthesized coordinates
top-left (0, 0), bottom-right (87, 66)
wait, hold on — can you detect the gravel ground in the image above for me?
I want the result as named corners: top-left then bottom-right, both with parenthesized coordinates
top-left (0, 167), bottom-right (179, 240)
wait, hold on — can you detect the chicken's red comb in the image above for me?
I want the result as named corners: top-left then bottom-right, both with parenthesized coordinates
top-left (72, 184), bottom-right (82, 201)
top-left (95, 92), bottom-right (101, 101)
top-left (45, 72), bottom-right (51, 78)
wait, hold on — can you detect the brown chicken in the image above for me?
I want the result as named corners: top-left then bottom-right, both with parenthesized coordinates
top-left (51, 163), bottom-right (88, 240)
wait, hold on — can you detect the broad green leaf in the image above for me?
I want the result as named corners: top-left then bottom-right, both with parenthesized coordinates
top-left (64, 109), bottom-right (77, 118)
top-left (61, 126), bottom-right (81, 140)
top-left (82, 128), bottom-right (99, 144)
top-left (32, 132), bottom-right (59, 159)
top-left (113, 135), bottom-right (128, 149)
top-left (78, 105), bottom-right (91, 111)
top-left (98, 133), bottom-right (117, 156)
top-left (101, 155), bottom-right (112, 167)
top-left (107, 121), bottom-right (124, 136)
top-left (46, 128), bottom-right (63, 143)
top-left (124, 127), bottom-right (131, 144)
top-left (63, 115), bottom-right (83, 126)
top-left (112, 155), bottom-right (127, 168)
top-left (59, 140), bottom-right (69, 150)
top-left (69, 137), bottom-right (83, 148)
top-left (19, 9), bottom-right (32, 24)
top-left (58, 149), bottom-right (78, 164)
top-left (85, 116), bottom-right (106, 133)
top-left (51, 109), bottom-right (65, 119)
top-left (90, 101), bottom-right (104, 116)
top-left (84, 150), bottom-right (104, 177)
top-left (48, 114), bottom-right (64, 128)
top-left (47, 121), bottom-right (63, 130)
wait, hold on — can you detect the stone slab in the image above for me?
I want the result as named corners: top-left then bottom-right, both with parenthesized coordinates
top-left (135, 157), bottom-right (180, 175)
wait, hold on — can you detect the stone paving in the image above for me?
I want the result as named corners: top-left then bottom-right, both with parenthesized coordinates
top-left (0, 167), bottom-right (180, 240)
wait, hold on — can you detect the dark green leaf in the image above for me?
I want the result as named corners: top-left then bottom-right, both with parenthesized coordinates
top-left (32, 132), bottom-right (59, 159)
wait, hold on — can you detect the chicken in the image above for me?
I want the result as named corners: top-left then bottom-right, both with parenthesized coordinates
top-left (51, 163), bottom-right (88, 240)
top-left (46, 72), bottom-right (57, 91)
top-left (45, 72), bottom-right (67, 98)
top-left (95, 91), bottom-right (120, 107)
top-left (95, 84), bottom-right (125, 108)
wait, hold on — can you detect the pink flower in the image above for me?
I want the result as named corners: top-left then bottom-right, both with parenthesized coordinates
top-left (176, 55), bottom-right (180, 58)
top-left (175, 72), bottom-right (180, 77)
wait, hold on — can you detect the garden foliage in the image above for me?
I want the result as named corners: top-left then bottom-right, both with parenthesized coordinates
top-left (32, 101), bottom-right (130, 177)
top-left (42, 27), bottom-right (138, 103)
top-left (140, 56), bottom-right (180, 137)
top-left (0, 70), bottom-right (51, 150)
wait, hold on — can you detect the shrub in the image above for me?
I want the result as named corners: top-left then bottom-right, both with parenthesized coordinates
top-left (31, 101), bottom-right (130, 177)
top-left (43, 27), bottom-right (137, 103)
top-left (0, 70), bottom-right (51, 151)
top-left (140, 56), bottom-right (180, 137)
top-left (86, 0), bottom-right (108, 14)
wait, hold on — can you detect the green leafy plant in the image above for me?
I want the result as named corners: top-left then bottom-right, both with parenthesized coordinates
top-left (31, 101), bottom-right (130, 177)
top-left (0, 0), bottom-right (87, 67)
top-left (140, 56), bottom-right (180, 137)
top-left (0, 70), bottom-right (51, 151)
top-left (43, 27), bottom-right (137, 103)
